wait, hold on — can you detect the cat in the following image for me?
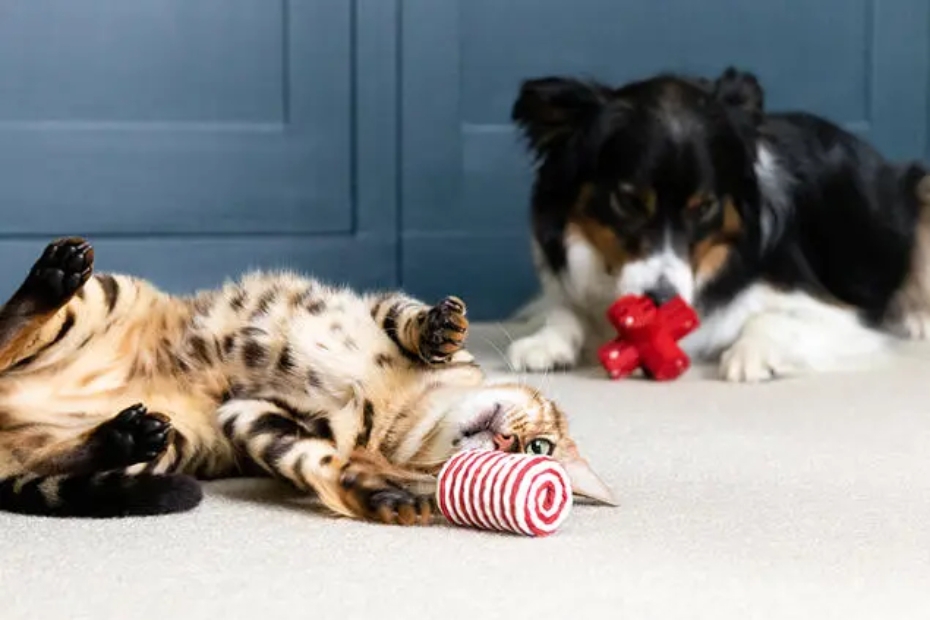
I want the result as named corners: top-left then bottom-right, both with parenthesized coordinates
top-left (0, 237), bottom-right (614, 522)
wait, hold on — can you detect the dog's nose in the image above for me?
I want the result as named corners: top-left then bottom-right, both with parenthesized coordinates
top-left (644, 279), bottom-right (677, 306)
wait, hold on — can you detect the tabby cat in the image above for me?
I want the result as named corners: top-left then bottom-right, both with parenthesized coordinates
top-left (0, 238), bottom-right (613, 523)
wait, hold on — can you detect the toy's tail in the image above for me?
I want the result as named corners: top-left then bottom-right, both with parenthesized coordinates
top-left (0, 471), bottom-right (202, 518)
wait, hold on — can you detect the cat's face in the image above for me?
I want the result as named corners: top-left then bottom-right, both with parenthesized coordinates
top-left (444, 383), bottom-right (615, 505)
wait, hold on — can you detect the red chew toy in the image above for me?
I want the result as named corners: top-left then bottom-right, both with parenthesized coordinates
top-left (597, 295), bottom-right (700, 381)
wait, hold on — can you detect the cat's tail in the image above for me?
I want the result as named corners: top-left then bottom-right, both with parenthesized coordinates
top-left (0, 471), bottom-right (202, 518)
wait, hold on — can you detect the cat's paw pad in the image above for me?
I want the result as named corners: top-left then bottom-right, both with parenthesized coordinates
top-left (419, 296), bottom-right (469, 364)
top-left (95, 404), bottom-right (172, 468)
top-left (340, 466), bottom-right (433, 526)
top-left (25, 237), bottom-right (94, 309)
top-left (507, 331), bottom-right (578, 373)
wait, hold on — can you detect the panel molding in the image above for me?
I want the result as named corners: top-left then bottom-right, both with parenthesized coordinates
top-left (0, 0), bottom-right (355, 236)
top-left (354, 0), bottom-right (400, 239)
top-left (400, 0), bottom-right (463, 233)
top-left (0, 0), bottom-right (403, 296)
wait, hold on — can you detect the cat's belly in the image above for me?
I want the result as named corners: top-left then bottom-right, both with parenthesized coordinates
top-left (278, 297), bottom-right (392, 392)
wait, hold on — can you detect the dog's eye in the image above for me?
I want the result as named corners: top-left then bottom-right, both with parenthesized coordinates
top-left (525, 438), bottom-right (555, 456)
top-left (692, 198), bottom-right (720, 222)
top-left (610, 193), bottom-right (647, 218)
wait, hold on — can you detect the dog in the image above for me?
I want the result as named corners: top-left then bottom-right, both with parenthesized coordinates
top-left (506, 68), bottom-right (930, 382)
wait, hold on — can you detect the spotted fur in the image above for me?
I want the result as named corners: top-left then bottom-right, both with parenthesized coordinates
top-left (0, 238), bottom-right (612, 522)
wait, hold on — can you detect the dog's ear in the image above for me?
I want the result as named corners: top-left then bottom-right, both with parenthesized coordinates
top-left (712, 67), bottom-right (764, 124)
top-left (511, 77), bottom-right (610, 159)
top-left (684, 75), bottom-right (716, 94)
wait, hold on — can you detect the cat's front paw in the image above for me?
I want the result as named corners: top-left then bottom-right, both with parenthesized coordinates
top-left (339, 465), bottom-right (434, 526)
top-left (418, 296), bottom-right (469, 364)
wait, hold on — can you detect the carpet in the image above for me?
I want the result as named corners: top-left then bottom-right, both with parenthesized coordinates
top-left (3, 324), bottom-right (930, 620)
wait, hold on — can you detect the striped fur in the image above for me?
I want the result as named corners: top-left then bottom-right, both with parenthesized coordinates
top-left (0, 238), bottom-right (613, 522)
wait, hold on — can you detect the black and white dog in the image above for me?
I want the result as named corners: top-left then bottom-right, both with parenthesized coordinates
top-left (507, 68), bottom-right (930, 382)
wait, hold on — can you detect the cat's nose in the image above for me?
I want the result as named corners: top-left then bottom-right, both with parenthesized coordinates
top-left (493, 433), bottom-right (516, 452)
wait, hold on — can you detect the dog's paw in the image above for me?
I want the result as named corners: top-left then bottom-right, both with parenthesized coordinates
top-left (507, 330), bottom-right (579, 373)
top-left (894, 311), bottom-right (930, 340)
top-left (719, 335), bottom-right (801, 383)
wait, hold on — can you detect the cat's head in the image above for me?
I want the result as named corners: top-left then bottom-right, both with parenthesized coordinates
top-left (421, 383), bottom-right (616, 505)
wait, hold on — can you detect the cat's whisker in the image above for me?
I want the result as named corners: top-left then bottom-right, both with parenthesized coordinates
top-left (539, 366), bottom-right (555, 401)
top-left (489, 322), bottom-right (557, 401)
top-left (493, 323), bottom-right (528, 385)
top-left (478, 332), bottom-right (517, 376)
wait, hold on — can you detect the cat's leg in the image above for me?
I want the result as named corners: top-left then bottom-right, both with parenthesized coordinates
top-left (19, 404), bottom-right (172, 477)
top-left (0, 403), bottom-right (201, 517)
top-left (219, 397), bottom-right (434, 525)
top-left (367, 292), bottom-right (469, 364)
top-left (0, 237), bottom-right (93, 371)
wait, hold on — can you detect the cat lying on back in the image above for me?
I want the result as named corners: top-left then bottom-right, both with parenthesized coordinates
top-left (0, 238), bottom-right (613, 522)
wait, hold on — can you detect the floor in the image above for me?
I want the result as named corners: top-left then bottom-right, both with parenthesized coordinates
top-left (3, 324), bottom-right (930, 620)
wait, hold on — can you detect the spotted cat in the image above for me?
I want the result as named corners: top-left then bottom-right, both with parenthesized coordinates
top-left (0, 238), bottom-right (613, 522)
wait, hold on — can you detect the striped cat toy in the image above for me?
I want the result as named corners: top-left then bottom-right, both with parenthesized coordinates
top-left (436, 449), bottom-right (573, 537)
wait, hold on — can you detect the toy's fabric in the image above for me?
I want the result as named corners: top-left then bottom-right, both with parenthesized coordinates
top-left (436, 449), bottom-right (573, 536)
top-left (598, 295), bottom-right (700, 381)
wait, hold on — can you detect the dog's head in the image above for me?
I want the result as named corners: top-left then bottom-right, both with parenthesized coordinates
top-left (513, 68), bottom-right (765, 305)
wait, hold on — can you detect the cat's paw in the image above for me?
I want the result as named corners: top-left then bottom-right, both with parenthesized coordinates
top-left (94, 404), bottom-right (172, 468)
top-left (339, 465), bottom-right (434, 526)
top-left (23, 237), bottom-right (94, 310)
top-left (366, 487), bottom-right (434, 526)
top-left (419, 296), bottom-right (469, 364)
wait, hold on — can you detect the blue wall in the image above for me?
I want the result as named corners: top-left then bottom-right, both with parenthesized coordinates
top-left (0, 0), bottom-right (928, 319)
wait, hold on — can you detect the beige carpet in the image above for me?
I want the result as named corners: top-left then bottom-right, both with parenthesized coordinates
top-left (3, 324), bottom-right (930, 620)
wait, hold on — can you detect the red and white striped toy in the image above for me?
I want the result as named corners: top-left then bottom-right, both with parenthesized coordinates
top-left (436, 449), bottom-right (573, 537)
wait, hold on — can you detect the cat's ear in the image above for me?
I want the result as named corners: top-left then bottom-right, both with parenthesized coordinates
top-left (560, 439), bottom-right (617, 506)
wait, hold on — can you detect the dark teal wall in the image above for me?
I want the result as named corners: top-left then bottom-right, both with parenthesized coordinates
top-left (0, 0), bottom-right (927, 320)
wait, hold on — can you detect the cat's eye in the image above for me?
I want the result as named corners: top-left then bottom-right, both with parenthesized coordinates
top-left (525, 438), bottom-right (555, 456)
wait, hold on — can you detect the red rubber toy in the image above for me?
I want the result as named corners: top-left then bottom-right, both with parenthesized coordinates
top-left (597, 295), bottom-right (700, 381)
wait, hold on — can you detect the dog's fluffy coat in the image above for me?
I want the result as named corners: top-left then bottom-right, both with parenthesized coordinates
top-left (507, 68), bottom-right (930, 381)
